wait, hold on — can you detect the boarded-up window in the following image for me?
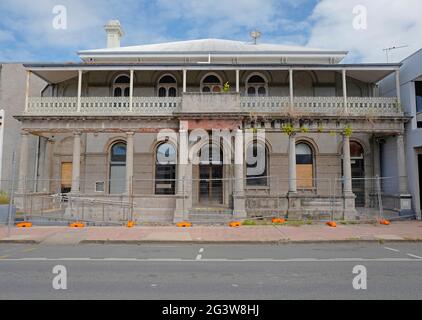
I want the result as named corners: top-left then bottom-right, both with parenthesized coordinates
top-left (296, 143), bottom-right (314, 189)
top-left (61, 162), bottom-right (72, 193)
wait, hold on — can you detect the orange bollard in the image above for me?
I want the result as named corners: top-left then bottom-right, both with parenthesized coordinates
top-left (229, 221), bottom-right (241, 228)
top-left (16, 222), bottom-right (33, 228)
top-left (69, 222), bottom-right (85, 228)
top-left (272, 218), bottom-right (286, 224)
top-left (379, 219), bottom-right (391, 225)
top-left (176, 222), bottom-right (192, 228)
top-left (127, 221), bottom-right (135, 228)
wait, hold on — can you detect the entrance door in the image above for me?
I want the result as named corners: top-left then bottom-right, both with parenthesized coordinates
top-left (351, 158), bottom-right (365, 207)
top-left (350, 141), bottom-right (365, 207)
top-left (199, 164), bottom-right (223, 205)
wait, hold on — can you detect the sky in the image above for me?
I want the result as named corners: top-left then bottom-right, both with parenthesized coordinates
top-left (0, 0), bottom-right (421, 63)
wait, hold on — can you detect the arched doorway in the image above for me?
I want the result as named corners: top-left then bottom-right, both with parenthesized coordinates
top-left (198, 142), bottom-right (224, 205)
top-left (350, 141), bottom-right (365, 207)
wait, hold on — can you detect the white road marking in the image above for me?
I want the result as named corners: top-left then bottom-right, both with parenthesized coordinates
top-left (1, 257), bottom-right (422, 262)
top-left (146, 258), bottom-right (183, 261)
top-left (196, 248), bottom-right (204, 260)
top-left (384, 247), bottom-right (400, 253)
top-left (103, 258), bottom-right (138, 261)
top-left (232, 284), bottom-right (239, 287)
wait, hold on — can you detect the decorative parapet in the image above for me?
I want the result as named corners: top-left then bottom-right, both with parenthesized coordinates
top-left (181, 92), bottom-right (241, 113)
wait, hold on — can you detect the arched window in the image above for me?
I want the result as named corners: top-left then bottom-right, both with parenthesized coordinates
top-left (113, 75), bottom-right (130, 97)
top-left (155, 142), bottom-right (176, 195)
top-left (201, 74), bottom-right (222, 93)
top-left (350, 141), bottom-right (364, 159)
top-left (157, 74), bottom-right (177, 97)
top-left (246, 141), bottom-right (268, 186)
top-left (246, 74), bottom-right (267, 96)
top-left (109, 142), bottom-right (127, 194)
top-left (296, 143), bottom-right (314, 189)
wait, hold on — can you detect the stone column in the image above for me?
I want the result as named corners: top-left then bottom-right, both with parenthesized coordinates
top-left (174, 128), bottom-right (191, 222)
top-left (342, 134), bottom-right (356, 219)
top-left (288, 134), bottom-right (297, 193)
top-left (373, 137), bottom-right (381, 177)
top-left (42, 139), bottom-right (54, 193)
top-left (396, 134), bottom-right (412, 215)
top-left (287, 133), bottom-right (301, 219)
top-left (71, 132), bottom-right (81, 193)
top-left (342, 135), bottom-right (353, 193)
top-left (17, 132), bottom-right (30, 194)
top-left (396, 134), bottom-right (408, 194)
top-left (233, 129), bottom-right (247, 219)
top-left (126, 132), bottom-right (134, 195)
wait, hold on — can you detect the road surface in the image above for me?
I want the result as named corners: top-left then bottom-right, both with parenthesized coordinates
top-left (0, 243), bottom-right (421, 299)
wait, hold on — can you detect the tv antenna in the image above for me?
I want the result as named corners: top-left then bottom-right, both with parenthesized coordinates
top-left (382, 45), bottom-right (409, 63)
top-left (250, 30), bottom-right (262, 45)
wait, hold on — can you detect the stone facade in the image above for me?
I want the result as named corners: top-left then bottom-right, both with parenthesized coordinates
top-left (11, 28), bottom-right (411, 223)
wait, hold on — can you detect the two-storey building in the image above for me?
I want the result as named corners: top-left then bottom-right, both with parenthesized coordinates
top-left (14, 20), bottom-right (410, 223)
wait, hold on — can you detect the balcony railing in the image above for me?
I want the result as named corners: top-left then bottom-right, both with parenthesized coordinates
top-left (239, 96), bottom-right (401, 116)
top-left (25, 96), bottom-right (402, 117)
top-left (240, 96), bottom-right (290, 113)
top-left (26, 97), bottom-right (181, 116)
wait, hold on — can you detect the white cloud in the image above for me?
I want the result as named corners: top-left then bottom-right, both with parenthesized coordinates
top-left (306, 0), bottom-right (422, 63)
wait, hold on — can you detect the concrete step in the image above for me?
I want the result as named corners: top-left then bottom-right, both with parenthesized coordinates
top-left (302, 200), bottom-right (342, 207)
top-left (188, 212), bottom-right (234, 225)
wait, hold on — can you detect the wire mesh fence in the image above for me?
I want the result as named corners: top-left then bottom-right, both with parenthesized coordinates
top-left (0, 174), bottom-right (415, 226)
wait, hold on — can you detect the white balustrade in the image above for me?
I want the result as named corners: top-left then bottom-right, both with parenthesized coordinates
top-left (26, 96), bottom-right (401, 117)
top-left (26, 97), bottom-right (181, 115)
top-left (240, 96), bottom-right (290, 113)
top-left (27, 97), bottom-right (78, 115)
top-left (347, 97), bottom-right (401, 116)
top-left (294, 97), bottom-right (344, 115)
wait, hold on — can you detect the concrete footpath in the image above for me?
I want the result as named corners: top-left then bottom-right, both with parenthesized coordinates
top-left (1, 221), bottom-right (422, 245)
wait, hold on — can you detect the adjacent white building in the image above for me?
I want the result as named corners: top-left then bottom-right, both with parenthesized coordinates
top-left (380, 49), bottom-right (422, 219)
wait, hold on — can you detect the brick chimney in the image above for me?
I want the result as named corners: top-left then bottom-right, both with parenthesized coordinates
top-left (104, 20), bottom-right (124, 48)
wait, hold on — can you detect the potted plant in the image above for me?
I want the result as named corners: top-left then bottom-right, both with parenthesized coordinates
top-left (223, 82), bottom-right (230, 93)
